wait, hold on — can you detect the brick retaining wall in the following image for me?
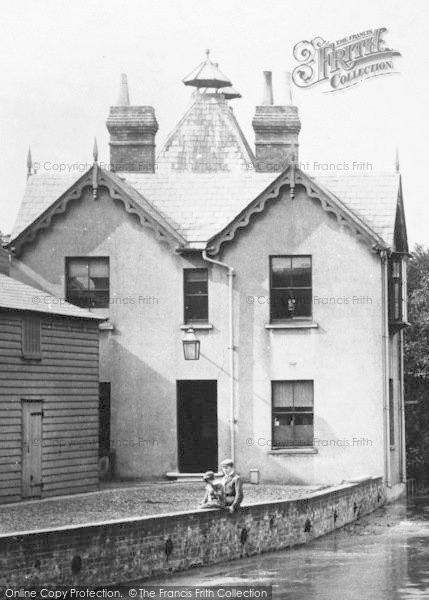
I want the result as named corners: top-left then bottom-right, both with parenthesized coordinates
top-left (0, 477), bottom-right (384, 586)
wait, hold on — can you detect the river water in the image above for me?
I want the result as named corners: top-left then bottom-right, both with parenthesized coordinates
top-left (140, 496), bottom-right (429, 599)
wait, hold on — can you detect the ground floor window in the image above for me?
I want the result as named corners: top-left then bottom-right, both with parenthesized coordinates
top-left (272, 380), bottom-right (314, 448)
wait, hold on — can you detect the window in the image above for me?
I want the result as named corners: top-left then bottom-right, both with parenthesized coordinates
top-left (66, 257), bottom-right (109, 309)
top-left (272, 381), bottom-right (314, 448)
top-left (184, 269), bottom-right (208, 323)
top-left (388, 254), bottom-right (405, 324)
top-left (270, 256), bottom-right (312, 321)
top-left (22, 315), bottom-right (42, 359)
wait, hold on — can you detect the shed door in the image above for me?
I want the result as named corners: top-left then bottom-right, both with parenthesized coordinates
top-left (22, 400), bottom-right (43, 498)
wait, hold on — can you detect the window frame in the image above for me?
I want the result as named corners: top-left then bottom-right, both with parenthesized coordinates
top-left (388, 252), bottom-right (408, 326)
top-left (65, 256), bottom-right (110, 309)
top-left (21, 314), bottom-right (42, 360)
top-left (269, 255), bottom-right (312, 323)
top-left (183, 268), bottom-right (209, 324)
top-left (271, 380), bottom-right (314, 449)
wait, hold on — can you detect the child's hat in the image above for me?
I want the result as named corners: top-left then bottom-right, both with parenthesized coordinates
top-left (203, 470), bottom-right (215, 481)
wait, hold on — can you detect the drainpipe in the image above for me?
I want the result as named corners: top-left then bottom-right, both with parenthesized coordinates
top-left (380, 250), bottom-right (392, 488)
top-left (202, 250), bottom-right (235, 463)
top-left (400, 256), bottom-right (408, 483)
top-left (399, 330), bottom-right (407, 483)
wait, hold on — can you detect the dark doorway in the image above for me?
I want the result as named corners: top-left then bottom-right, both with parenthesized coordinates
top-left (177, 380), bottom-right (218, 472)
top-left (99, 382), bottom-right (111, 457)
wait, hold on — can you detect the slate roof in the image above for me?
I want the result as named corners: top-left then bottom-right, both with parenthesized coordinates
top-left (307, 172), bottom-right (400, 247)
top-left (10, 169), bottom-right (401, 249)
top-left (156, 93), bottom-right (256, 173)
top-left (10, 90), bottom-right (402, 250)
top-left (121, 172), bottom-right (275, 243)
top-left (0, 273), bottom-right (103, 320)
top-left (11, 173), bottom-right (81, 240)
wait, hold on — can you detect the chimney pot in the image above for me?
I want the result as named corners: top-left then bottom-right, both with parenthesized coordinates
top-left (283, 72), bottom-right (293, 105)
top-left (106, 76), bottom-right (158, 172)
top-left (117, 73), bottom-right (130, 106)
top-left (262, 71), bottom-right (274, 105)
top-left (252, 71), bottom-right (301, 172)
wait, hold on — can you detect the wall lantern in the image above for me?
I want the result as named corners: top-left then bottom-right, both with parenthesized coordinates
top-left (182, 327), bottom-right (200, 360)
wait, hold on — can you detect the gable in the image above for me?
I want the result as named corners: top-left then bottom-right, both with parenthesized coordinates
top-left (10, 165), bottom-right (404, 257)
top-left (9, 167), bottom-right (186, 255)
top-left (207, 167), bottom-right (390, 255)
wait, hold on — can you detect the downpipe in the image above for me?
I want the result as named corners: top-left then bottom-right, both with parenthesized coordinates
top-left (202, 250), bottom-right (236, 463)
top-left (400, 328), bottom-right (407, 483)
top-left (380, 250), bottom-right (392, 488)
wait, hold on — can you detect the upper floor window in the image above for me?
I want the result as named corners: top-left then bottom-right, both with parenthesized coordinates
top-left (272, 380), bottom-right (314, 448)
top-left (270, 256), bottom-right (312, 321)
top-left (66, 257), bottom-right (109, 309)
top-left (388, 254), bottom-right (407, 332)
top-left (184, 269), bottom-right (208, 323)
top-left (22, 314), bottom-right (42, 360)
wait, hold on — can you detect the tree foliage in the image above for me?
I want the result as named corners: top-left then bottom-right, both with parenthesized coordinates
top-left (404, 245), bottom-right (429, 484)
top-left (404, 244), bottom-right (429, 378)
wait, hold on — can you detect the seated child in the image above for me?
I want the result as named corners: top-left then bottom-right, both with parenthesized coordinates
top-left (199, 471), bottom-right (225, 509)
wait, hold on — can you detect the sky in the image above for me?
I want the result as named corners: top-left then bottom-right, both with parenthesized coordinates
top-left (0, 0), bottom-right (427, 247)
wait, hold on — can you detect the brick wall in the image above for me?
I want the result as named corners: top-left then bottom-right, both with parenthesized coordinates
top-left (0, 478), bottom-right (384, 586)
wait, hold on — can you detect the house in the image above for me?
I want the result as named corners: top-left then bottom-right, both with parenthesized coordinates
top-left (0, 247), bottom-right (103, 503)
top-left (7, 53), bottom-right (409, 498)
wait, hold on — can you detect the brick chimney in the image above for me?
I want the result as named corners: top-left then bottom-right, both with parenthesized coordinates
top-left (106, 74), bottom-right (159, 173)
top-left (252, 72), bottom-right (301, 172)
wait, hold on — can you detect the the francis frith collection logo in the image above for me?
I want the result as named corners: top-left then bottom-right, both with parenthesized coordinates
top-left (292, 28), bottom-right (401, 92)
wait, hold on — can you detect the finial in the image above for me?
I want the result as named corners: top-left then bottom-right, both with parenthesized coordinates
top-left (117, 73), bottom-right (130, 106)
top-left (285, 72), bottom-right (293, 105)
top-left (93, 137), bottom-right (99, 163)
top-left (205, 49), bottom-right (210, 59)
top-left (27, 147), bottom-right (32, 179)
top-left (395, 148), bottom-right (400, 172)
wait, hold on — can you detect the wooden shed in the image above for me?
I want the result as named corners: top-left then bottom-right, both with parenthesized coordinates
top-left (0, 271), bottom-right (104, 503)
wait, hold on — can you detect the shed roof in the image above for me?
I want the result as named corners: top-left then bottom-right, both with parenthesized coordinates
top-left (0, 273), bottom-right (103, 320)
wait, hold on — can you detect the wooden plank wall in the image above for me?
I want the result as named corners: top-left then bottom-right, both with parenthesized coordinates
top-left (0, 310), bottom-right (100, 503)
